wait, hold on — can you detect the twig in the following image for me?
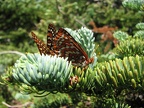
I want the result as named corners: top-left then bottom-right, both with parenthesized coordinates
top-left (2, 101), bottom-right (33, 108)
top-left (55, 0), bottom-right (65, 14)
top-left (74, 18), bottom-right (87, 27)
top-left (57, 5), bottom-right (65, 14)
top-left (0, 51), bottom-right (24, 56)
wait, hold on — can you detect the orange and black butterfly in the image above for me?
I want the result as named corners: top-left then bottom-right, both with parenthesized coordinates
top-left (31, 24), bottom-right (94, 67)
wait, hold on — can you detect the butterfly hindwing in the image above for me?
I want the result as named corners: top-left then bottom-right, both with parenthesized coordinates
top-left (31, 32), bottom-right (53, 55)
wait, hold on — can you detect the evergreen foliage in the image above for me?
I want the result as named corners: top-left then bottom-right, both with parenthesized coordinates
top-left (1, 0), bottom-right (144, 107)
top-left (114, 37), bottom-right (144, 58)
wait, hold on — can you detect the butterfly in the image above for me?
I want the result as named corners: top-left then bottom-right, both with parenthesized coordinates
top-left (31, 24), bottom-right (94, 67)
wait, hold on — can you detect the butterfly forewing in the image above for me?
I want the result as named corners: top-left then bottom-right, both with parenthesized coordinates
top-left (54, 28), bottom-right (89, 66)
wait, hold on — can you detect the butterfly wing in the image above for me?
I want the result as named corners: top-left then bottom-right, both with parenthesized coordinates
top-left (47, 24), bottom-right (56, 50)
top-left (54, 28), bottom-right (89, 66)
top-left (31, 32), bottom-right (54, 55)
